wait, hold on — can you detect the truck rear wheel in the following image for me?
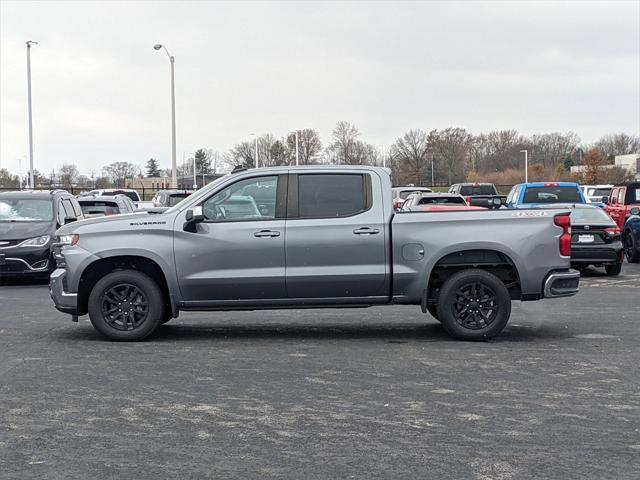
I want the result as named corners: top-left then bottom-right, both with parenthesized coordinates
top-left (437, 269), bottom-right (511, 341)
top-left (88, 270), bottom-right (164, 341)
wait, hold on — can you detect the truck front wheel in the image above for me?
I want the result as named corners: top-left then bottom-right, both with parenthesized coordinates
top-left (437, 269), bottom-right (511, 341)
top-left (88, 270), bottom-right (164, 341)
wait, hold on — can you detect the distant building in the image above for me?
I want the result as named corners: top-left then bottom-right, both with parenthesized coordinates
top-left (126, 173), bottom-right (225, 190)
top-left (570, 153), bottom-right (640, 180)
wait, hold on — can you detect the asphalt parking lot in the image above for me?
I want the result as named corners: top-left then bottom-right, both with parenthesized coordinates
top-left (1, 265), bottom-right (639, 480)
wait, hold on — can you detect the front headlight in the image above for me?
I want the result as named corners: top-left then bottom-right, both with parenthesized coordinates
top-left (18, 235), bottom-right (50, 247)
top-left (58, 234), bottom-right (80, 246)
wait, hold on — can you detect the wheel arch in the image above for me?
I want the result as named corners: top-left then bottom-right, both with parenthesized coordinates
top-left (76, 255), bottom-right (176, 317)
top-left (424, 248), bottom-right (523, 311)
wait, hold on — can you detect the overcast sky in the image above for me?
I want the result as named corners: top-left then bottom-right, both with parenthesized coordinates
top-left (1, 0), bottom-right (639, 177)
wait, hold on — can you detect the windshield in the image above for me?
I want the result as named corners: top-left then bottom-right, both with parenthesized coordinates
top-left (522, 186), bottom-right (582, 204)
top-left (418, 196), bottom-right (466, 205)
top-left (168, 193), bottom-right (191, 206)
top-left (399, 189), bottom-right (430, 199)
top-left (570, 207), bottom-right (614, 226)
top-left (459, 185), bottom-right (496, 196)
top-left (79, 201), bottom-right (120, 216)
top-left (0, 198), bottom-right (53, 222)
top-left (586, 188), bottom-right (611, 198)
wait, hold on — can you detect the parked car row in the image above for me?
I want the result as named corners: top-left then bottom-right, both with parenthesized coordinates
top-left (0, 188), bottom-right (195, 279)
top-left (393, 180), bottom-right (640, 274)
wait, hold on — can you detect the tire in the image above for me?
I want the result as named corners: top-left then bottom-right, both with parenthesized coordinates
top-left (427, 304), bottom-right (441, 322)
top-left (605, 262), bottom-right (622, 276)
top-left (88, 270), bottom-right (164, 341)
top-left (436, 269), bottom-right (511, 341)
top-left (624, 232), bottom-right (640, 263)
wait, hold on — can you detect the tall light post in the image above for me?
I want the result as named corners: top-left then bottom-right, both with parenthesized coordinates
top-left (250, 133), bottom-right (258, 168)
top-left (26, 40), bottom-right (38, 189)
top-left (520, 149), bottom-right (528, 183)
top-left (153, 43), bottom-right (177, 188)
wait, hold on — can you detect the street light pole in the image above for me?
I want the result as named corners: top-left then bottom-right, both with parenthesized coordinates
top-left (251, 133), bottom-right (258, 168)
top-left (520, 149), bottom-right (528, 183)
top-left (192, 155), bottom-right (197, 190)
top-left (154, 44), bottom-right (177, 188)
top-left (26, 40), bottom-right (38, 189)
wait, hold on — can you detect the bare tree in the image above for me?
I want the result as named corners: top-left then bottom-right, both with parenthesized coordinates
top-left (327, 121), bottom-right (360, 164)
top-left (104, 162), bottom-right (140, 188)
top-left (286, 128), bottom-right (323, 165)
top-left (427, 128), bottom-right (474, 184)
top-left (389, 129), bottom-right (430, 185)
top-left (58, 163), bottom-right (79, 187)
top-left (530, 132), bottom-right (580, 168)
top-left (230, 140), bottom-right (256, 168)
top-left (594, 133), bottom-right (640, 159)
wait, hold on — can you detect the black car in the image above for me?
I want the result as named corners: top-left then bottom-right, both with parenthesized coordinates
top-left (570, 205), bottom-right (624, 275)
top-left (152, 190), bottom-right (193, 208)
top-left (0, 190), bottom-right (83, 278)
top-left (77, 194), bottom-right (136, 217)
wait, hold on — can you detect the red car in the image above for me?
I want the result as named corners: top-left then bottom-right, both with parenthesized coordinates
top-left (605, 182), bottom-right (640, 229)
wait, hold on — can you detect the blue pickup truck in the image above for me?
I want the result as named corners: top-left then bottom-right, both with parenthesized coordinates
top-left (505, 182), bottom-right (587, 208)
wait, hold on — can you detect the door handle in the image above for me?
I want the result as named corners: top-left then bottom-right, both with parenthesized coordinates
top-left (254, 230), bottom-right (281, 238)
top-left (353, 227), bottom-right (380, 235)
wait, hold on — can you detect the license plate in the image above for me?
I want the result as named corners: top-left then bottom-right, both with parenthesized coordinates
top-left (578, 234), bottom-right (595, 243)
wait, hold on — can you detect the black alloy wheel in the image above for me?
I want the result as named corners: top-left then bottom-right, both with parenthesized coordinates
top-left (437, 269), bottom-right (511, 341)
top-left (88, 270), bottom-right (164, 341)
top-left (101, 283), bottom-right (149, 331)
top-left (452, 281), bottom-right (498, 330)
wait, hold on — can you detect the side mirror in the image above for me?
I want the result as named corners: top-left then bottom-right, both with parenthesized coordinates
top-left (64, 216), bottom-right (77, 224)
top-left (630, 207), bottom-right (640, 216)
top-left (602, 196), bottom-right (610, 205)
top-left (183, 206), bottom-right (204, 232)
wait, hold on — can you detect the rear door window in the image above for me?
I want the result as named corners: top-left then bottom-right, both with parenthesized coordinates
top-left (297, 174), bottom-right (369, 218)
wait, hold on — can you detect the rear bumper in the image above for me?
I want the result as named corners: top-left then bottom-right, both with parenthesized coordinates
top-left (571, 242), bottom-right (623, 265)
top-left (543, 269), bottom-right (580, 298)
top-left (49, 268), bottom-right (78, 314)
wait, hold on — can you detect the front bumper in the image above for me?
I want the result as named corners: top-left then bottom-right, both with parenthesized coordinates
top-left (0, 246), bottom-right (51, 276)
top-left (543, 269), bottom-right (580, 298)
top-left (49, 268), bottom-right (78, 314)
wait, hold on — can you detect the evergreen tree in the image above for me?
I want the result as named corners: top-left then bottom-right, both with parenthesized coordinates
top-left (146, 158), bottom-right (161, 177)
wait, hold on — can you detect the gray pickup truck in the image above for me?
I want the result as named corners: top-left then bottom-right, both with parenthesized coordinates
top-left (50, 166), bottom-right (579, 341)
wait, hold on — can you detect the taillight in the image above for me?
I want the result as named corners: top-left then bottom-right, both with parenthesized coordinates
top-left (554, 213), bottom-right (572, 257)
top-left (605, 227), bottom-right (621, 236)
top-left (545, 182), bottom-right (560, 187)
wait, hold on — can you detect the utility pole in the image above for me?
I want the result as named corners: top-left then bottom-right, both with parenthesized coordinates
top-left (520, 149), bottom-right (529, 183)
top-left (431, 155), bottom-right (435, 186)
top-left (26, 40), bottom-right (38, 189)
